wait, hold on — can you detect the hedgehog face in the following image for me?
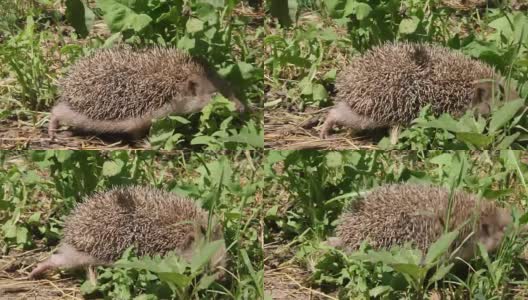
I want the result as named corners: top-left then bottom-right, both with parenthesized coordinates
top-left (471, 80), bottom-right (521, 116)
top-left (477, 208), bottom-right (511, 253)
top-left (179, 218), bottom-right (226, 278)
top-left (458, 208), bottom-right (511, 260)
top-left (183, 74), bottom-right (245, 113)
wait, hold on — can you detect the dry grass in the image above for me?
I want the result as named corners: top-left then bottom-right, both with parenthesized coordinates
top-left (0, 248), bottom-right (81, 300)
top-left (0, 119), bottom-right (150, 150)
top-left (264, 241), bottom-right (337, 300)
top-left (265, 107), bottom-right (382, 150)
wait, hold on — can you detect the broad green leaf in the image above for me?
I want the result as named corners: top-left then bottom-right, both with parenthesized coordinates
top-left (323, 69), bottom-right (337, 81)
top-left (190, 240), bottom-right (224, 272)
top-left (97, 0), bottom-right (152, 32)
top-left (16, 226), bottom-right (28, 244)
top-left (80, 280), bottom-right (98, 294)
top-left (190, 135), bottom-right (216, 145)
top-left (391, 263), bottom-right (423, 281)
top-left (324, 0), bottom-right (345, 17)
top-left (456, 132), bottom-right (494, 148)
top-left (186, 18), bottom-right (204, 33)
top-left (158, 272), bottom-right (192, 288)
top-left (369, 285), bottom-right (393, 297)
top-left (312, 84), bottom-right (328, 101)
top-left (427, 263), bottom-right (454, 287)
top-left (399, 16), bottom-right (420, 34)
top-left (197, 0), bottom-right (224, 7)
top-left (196, 274), bottom-right (216, 291)
top-left (424, 231), bottom-right (458, 265)
top-left (496, 132), bottom-right (521, 149)
top-left (489, 99), bottom-right (524, 133)
top-left (325, 152), bottom-right (342, 168)
top-left (102, 160), bottom-right (124, 177)
top-left (237, 62), bottom-right (256, 80)
top-left (177, 36), bottom-right (195, 50)
top-left (354, 3), bottom-right (372, 20)
top-left (422, 114), bottom-right (460, 132)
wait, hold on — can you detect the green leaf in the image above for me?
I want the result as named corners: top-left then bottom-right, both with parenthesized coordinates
top-left (16, 226), bottom-right (28, 244)
top-left (97, 0), bottom-right (152, 32)
top-left (456, 132), bottom-right (494, 148)
top-left (325, 152), bottom-right (342, 168)
top-left (496, 132), bottom-right (521, 149)
top-left (489, 99), bottom-right (524, 133)
top-left (391, 263), bottom-right (423, 281)
top-left (427, 263), bottom-right (455, 287)
top-left (65, 0), bottom-right (95, 38)
top-left (80, 279), bottom-right (98, 294)
top-left (195, 274), bottom-right (216, 291)
top-left (186, 18), bottom-right (204, 33)
top-left (369, 285), bottom-right (393, 297)
top-left (237, 62), bottom-right (256, 80)
top-left (102, 160), bottom-right (124, 177)
top-left (312, 84), bottom-right (328, 101)
top-left (191, 135), bottom-right (216, 145)
top-left (424, 231), bottom-right (458, 265)
top-left (354, 3), bottom-right (372, 20)
top-left (324, 0), bottom-right (345, 17)
top-left (399, 16), bottom-right (420, 34)
top-left (422, 114), bottom-right (460, 132)
top-left (197, 0), bottom-right (225, 8)
top-left (158, 272), bottom-right (192, 289)
top-left (323, 69), bottom-right (337, 81)
top-left (177, 36), bottom-right (195, 50)
top-left (190, 240), bottom-right (224, 273)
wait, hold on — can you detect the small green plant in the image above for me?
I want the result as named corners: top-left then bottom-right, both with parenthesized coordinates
top-left (379, 99), bottom-right (527, 150)
top-left (81, 241), bottom-right (225, 299)
top-left (0, 16), bottom-right (57, 111)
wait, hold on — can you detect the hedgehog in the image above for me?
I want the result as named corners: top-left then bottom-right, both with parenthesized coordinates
top-left (28, 186), bottom-right (227, 281)
top-left (320, 42), bottom-right (520, 139)
top-left (48, 47), bottom-right (245, 140)
top-left (327, 184), bottom-right (512, 261)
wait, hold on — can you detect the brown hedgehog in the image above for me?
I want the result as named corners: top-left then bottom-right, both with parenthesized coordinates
top-left (320, 42), bottom-right (519, 139)
top-left (328, 184), bottom-right (512, 260)
top-left (49, 47), bottom-right (245, 140)
top-left (29, 186), bottom-right (227, 281)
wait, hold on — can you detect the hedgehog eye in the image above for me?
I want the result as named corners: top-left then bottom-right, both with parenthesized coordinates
top-left (481, 223), bottom-right (490, 235)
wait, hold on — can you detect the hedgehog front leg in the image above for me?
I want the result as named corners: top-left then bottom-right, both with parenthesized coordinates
top-left (48, 110), bottom-right (60, 140)
top-left (320, 102), bottom-right (381, 139)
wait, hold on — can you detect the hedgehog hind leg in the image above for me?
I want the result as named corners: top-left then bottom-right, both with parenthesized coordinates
top-left (320, 102), bottom-right (382, 139)
top-left (29, 243), bottom-right (102, 279)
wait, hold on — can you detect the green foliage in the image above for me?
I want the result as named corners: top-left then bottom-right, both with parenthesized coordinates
top-left (265, 0), bottom-right (528, 149)
top-left (0, 0), bottom-right (263, 149)
top-left (265, 150), bottom-right (528, 298)
top-left (379, 100), bottom-right (528, 150)
top-left (149, 95), bottom-right (263, 150)
top-left (0, 150), bottom-right (263, 299)
top-left (0, 16), bottom-right (57, 111)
